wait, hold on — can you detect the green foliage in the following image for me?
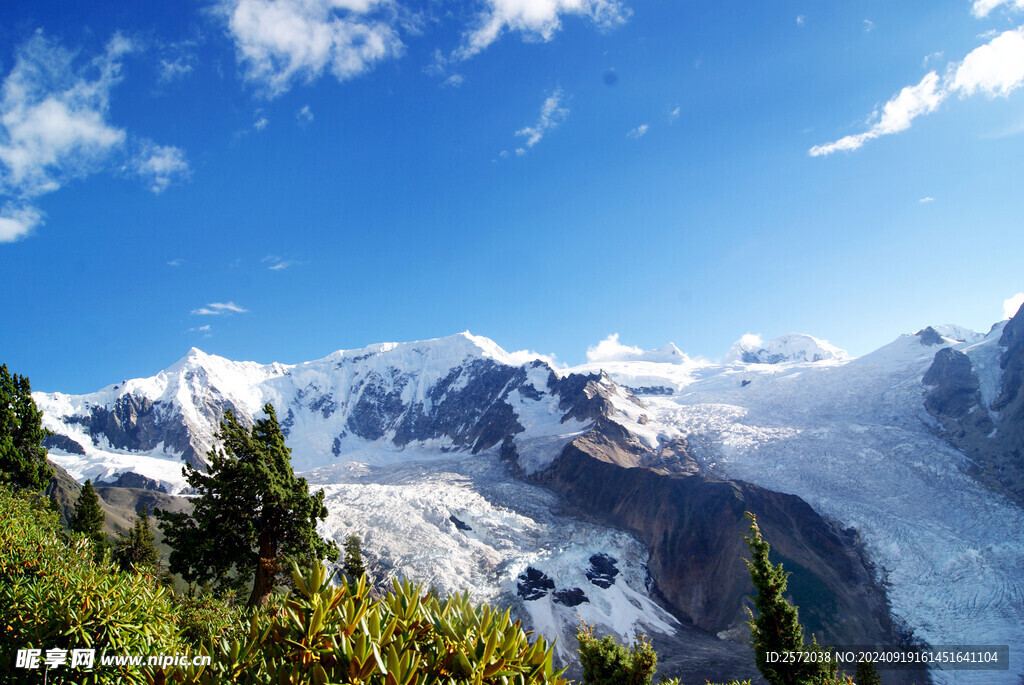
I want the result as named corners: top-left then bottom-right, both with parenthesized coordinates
top-left (0, 484), bottom-right (182, 684)
top-left (743, 511), bottom-right (842, 685)
top-left (343, 532), bottom-right (366, 579)
top-left (112, 507), bottom-right (160, 575)
top-left (173, 592), bottom-right (251, 647)
top-left (171, 561), bottom-right (570, 685)
top-left (575, 622), bottom-right (658, 685)
top-left (0, 363), bottom-right (52, 492)
top-left (157, 404), bottom-right (339, 607)
top-left (853, 658), bottom-right (881, 685)
top-left (70, 479), bottom-right (106, 556)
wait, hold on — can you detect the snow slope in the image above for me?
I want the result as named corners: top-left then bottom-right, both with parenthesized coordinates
top-left (575, 326), bottom-right (1024, 684)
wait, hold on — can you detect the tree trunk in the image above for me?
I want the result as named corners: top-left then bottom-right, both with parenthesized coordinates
top-left (248, 532), bottom-right (278, 607)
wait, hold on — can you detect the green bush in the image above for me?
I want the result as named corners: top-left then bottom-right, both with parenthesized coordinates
top-left (0, 485), bottom-right (183, 684)
top-left (167, 562), bottom-right (570, 684)
top-left (575, 623), bottom-right (658, 685)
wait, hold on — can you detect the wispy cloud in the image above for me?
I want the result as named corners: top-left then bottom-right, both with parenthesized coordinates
top-left (262, 255), bottom-right (295, 270)
top-left (1004, 292), bottom-right (1024, 319)
top-left (668, 106), bottom-right (680, 123)
top-left (442, 74), bottom-right (465, 88)
top-left (191, 301), bottom-right (248, 315)
top-left (627, 123), bottom-right (648, 139)
top-left (796, 15), bottom-right (806, 26)
top-left (215, 0), bottom-right (404, 98)
top-left (0, 31), bottom-right (188, 242)
top-left (167, 258), bottom-right (184, 267)
top-left (864, 19), bottom-right (875, 33)
top-left (128, 140), bottom-right (190, 193)
top-left (296, 104), bottom-right (313, 123)
top-left (810, 26), bottom-right (1024, 156)
top-left (457, 0), bottom-right (629, 60)
top-left (254, 115), bottom-right (269, 131)
top-left (514, 88), bottom-right (569, 153)
top-left (972, 0), bottom-right (1024, 18)
top-left (919, 196), bottom-right (935, 203)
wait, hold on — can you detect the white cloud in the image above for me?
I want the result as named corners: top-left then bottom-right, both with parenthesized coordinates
top-left (167, 258), bottom-right (184, 266)
top-left (0, 203), bottom-right (42, 242)
top-left (442, 74), bottom-right (465, 87)
top-left (796, 15), bottom-right (806, 26)
top-left (0, 32), bottom-right (189, 241)
top-left (972, 0), bottom-right (1024, 18)
top-left (254, 116), bottom-right (269, 131)
top-left (191, 301), bottom-right (248, 315)
top-left (919, 196), bottom-right (935, 203)
top-left (864, 19), bottom-right (875, 32)
top-left (159, 56), bottom-right (195, 83)
top-left (809, 72), bottom-right (943, 156)
top-left (457, 0), bottom-right (629, 59)
top-left (188, 324), bottom-right (212, 332)
top-left (1004, 292), bottom-right (1024, 319)
top-left (129, 140), bottom-right (190, 193)
top-left (810, 27), bottom-right (1024, 156)
top-left (506, 349), bottom-right (563, 367)
top-left (586, 333), bottom-right (643, 363)
top-left (626, 123), bottom-right (648, 139)
top-left (0, 32), bottom-right (129, 200)
top-left (217, 0), bottom-right (404, 97)
top-left (515, 88), bottom-right (568, 152)
top-left (668, 106), bottom-right (680, 123)
top-left (950, 27), bottom-right (1024, 97)
top-left (296, 104), bottom-right (314, 123)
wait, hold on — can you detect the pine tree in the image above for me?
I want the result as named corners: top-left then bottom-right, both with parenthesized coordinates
top-left (70, 479), bottom-right (105, 551)
top-left (743, 511), bottom-right (839, 685)
top-left (343, 533), bottom-right (366, 579)
top-left (157, 404), bottom-right (339, 607)
top-left (853, 658), bottom-right (881, 685)
top-left (0, 363), bottom-right (53, 492)
top-left (113, 507), bottom-right (160, 574)
top-left (576, 622), bottom-right (658, 685)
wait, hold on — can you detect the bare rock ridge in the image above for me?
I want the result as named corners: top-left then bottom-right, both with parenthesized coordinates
top-left (524, 425), bottom-right (901, 648)
top-left (923, 303), bottom-right (1024, 507)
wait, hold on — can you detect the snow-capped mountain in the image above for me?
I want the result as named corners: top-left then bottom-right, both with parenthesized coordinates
top-left (724, 332), bottom-right (849, 365)
top-left (33, 311), bottom-right (1024, 684)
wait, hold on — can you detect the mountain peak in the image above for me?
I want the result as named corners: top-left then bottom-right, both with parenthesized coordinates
top-left (725, 333), bottom-right (848, 365)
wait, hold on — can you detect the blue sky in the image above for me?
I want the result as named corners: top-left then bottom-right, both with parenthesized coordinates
top-left (1, 0), bottom-right (1023, 393)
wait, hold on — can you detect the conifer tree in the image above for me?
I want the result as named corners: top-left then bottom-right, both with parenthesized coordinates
top-left (113, 507), bottom-right (160, 574)
top-left (743, 511), bottom-right (839, 685)
top-left (158, 404), bottom-right (338, 607)
top-left (853, 658), bottom-right (881, 685)
top-left (70, 479), bottom-right (105, 551)
top-left (343, 533), bottom-right (366, 579)
top-left (0, 363), bottom-right (52, 492)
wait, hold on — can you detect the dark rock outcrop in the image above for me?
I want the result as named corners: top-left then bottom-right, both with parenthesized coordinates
top-left (448, 514), bottom-right (472, 531)
top-left (42, 433), bottom-right (86, 455)
top-left (95, 471), bottom-right (168, 492)
top-left (916, 326), bottom-right (945, 346)
top-left (586, 554), bottom-right (619, 588)
top-left (923, 348), bottom-right (989, 426)
top-left (532, 434), bottom-right (900, 649)
top-left (517, 567), bottom-right (555, 601)
top-left (923, 305), bottom-right (1024, 507)
top-left (552, 588), bottom-right (589, 607)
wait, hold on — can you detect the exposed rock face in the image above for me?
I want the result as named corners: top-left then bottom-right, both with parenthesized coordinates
top-left (923, 348), bottom-right (989, 428)
top-left (916, 326), bottom-right (946, 346)
top-left (95, 471), bottom-right (168, 492)
top-left (517, 567), bottom-right (555, 601)
top-left (42, 433), bottom-right (86, 455)
top-left (586, 554), bottom-right (619, 589)
top-left (531, 435), bottom-right (899, 648)
top-left (923, 305), bottom-right (1024, 507)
